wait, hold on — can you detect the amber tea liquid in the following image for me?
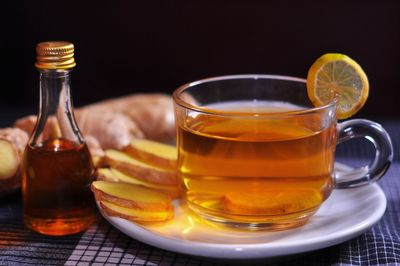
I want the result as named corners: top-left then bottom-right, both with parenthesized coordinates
top-left (178, 101), bottom-right (336, 228)
top-left (22, 138), bottom-right (95, 235)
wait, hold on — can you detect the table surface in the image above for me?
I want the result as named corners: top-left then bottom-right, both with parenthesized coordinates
top-left (0, 118), bottom-right (399, 266)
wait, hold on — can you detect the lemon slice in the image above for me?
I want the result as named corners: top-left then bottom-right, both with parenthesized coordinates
top-left (306, 53), bottom-right (369, 119)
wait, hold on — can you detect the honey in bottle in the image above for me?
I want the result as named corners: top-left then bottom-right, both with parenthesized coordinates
top-left (22, 41), bottom-right (95, 235)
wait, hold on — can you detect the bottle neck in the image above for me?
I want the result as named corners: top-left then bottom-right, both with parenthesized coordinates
top-left (31, 69), bottom-right (83, 146)
top-left (39, 69), bottom-right (73, 117)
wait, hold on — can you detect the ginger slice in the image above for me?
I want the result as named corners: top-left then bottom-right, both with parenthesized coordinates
top-left (100, 200), bottom-right (173, 222)
top-left (91, 181), bottom-right (173, 212)
top-left (96, 168), bottom-right (119, 182)
top-left (104, 150), bottom-right (178, 186)
top-left (0, 140), bottom-right (20, 180)
top-left (223, 190), bottom-right (322, 215)
top-left (97, 168), bottom-right (181, 199)
top-left (124, 139), bottom-right (177, 170)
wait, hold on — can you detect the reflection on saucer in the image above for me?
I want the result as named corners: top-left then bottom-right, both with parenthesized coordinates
top-left (101, 178), bottom-right (386, 259)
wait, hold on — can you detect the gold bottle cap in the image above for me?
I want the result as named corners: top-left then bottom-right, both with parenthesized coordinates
top-left (35, 41), bottom-right (76, 69)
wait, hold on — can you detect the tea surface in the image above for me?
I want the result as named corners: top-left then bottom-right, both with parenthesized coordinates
top-left (178, 101), bottom-right (336, 223)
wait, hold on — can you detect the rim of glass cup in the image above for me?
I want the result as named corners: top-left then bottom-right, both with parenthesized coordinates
top-left (173, 74), bottom-right (337, 117)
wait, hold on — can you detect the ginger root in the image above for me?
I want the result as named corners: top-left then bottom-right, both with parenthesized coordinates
top-left (0, 128), bottom-right (29, 180)
top-left (74, 111), bottom-right (144, 150)
top-left (0, 140), bottom-right (19, 180)
top-left (0, 128), bottom-right (29, 157)
top-left (14, 93), bottom-right (175, 151)
top-left (14, 112), bottom-right (144, 151)
top-left (0, 128), bottom-right (29, 196)
top-left (1, 93), bottom-right (176, 197)
top-left (80, 94), bottom-right (175, 143)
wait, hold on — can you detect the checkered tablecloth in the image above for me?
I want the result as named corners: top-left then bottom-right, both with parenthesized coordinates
top-left (0, 119), bottom-right (399, 266)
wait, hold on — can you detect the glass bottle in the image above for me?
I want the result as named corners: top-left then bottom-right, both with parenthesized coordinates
top-left (22, 41), bottom-right (95, 236)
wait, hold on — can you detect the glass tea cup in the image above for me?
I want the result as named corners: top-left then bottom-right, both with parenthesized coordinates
top-left (173, 74), bottom-right (393, 230)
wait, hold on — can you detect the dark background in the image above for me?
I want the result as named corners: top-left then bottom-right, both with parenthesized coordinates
top-left (1, 0), bottom-right (400, 126)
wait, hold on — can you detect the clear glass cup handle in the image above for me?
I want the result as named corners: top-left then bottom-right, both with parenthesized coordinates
top-left (334, 119), bottom-right (393, 188)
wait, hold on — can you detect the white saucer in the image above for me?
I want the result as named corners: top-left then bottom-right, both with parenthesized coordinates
top-left (99, 170), bottom-right (387, 259)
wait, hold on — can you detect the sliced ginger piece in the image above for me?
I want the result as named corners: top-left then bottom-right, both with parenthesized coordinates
top-left (97, 168), bottom-right (181, 199)
top-left (104, 150), bottom-right (178, 186)
top-left (91, 181), bottom-right (173, 212)
top-left (223, 190), bottom-right (322, 215)
top-left (124, 139), bottom-right (177, 170)
top-left (97, 168), bottom-right (119, 182)
top-left (0, 140), bottom-right (20, 180)
top-left (100, 200), bottom-right (173, 222)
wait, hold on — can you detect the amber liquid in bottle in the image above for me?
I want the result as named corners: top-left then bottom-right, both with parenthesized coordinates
top-left (22, 41), bottom-right (95, 235)
top-left (23, 138), bottom-right (95, 235)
